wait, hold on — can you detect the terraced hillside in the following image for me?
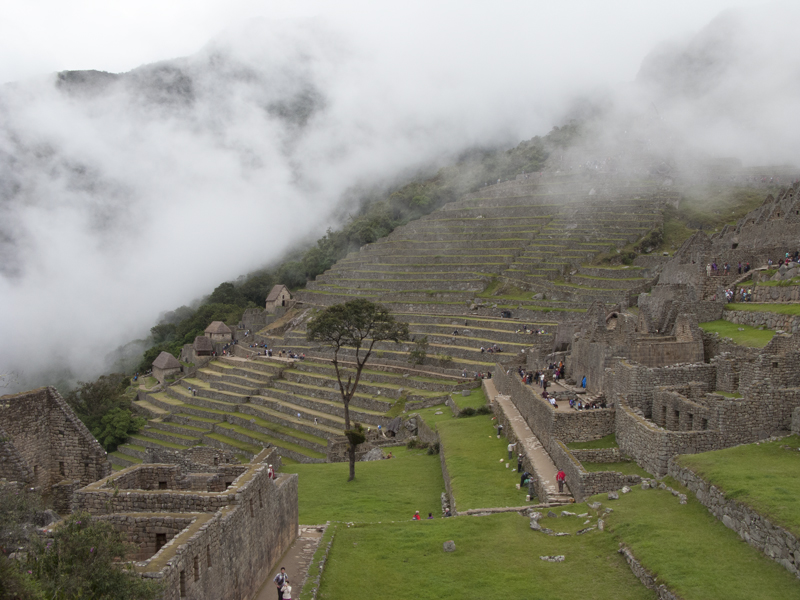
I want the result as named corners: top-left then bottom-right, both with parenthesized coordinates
top-left (123, 175), bottom-right (673, 468)
top-left (121, 354), bottom-right (476, 468)
top-left (299, 175), bottom-right (668, 313)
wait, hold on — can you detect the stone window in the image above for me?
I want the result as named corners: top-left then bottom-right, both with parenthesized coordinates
top-left (194, 556), bottom-right (200, 581)
top-left (701, 418), bottom-right (708, 430)
top-left (674, 409), bottom-right (680, 429)
top-left (661, 405), bottom-right (667, 425)
top-left (180, 570), bottom-right (186, 597)
top-left (156, 533), bottom-right (167, 552)
top-left (249, 498), bottom-right (254, 518)
top-left (207, 545), bottom-right (212, 568)
top-left (33, 465), bottom-right (38, 478)
top-left (158, 481), bottom-right (168, 490)
top-left (59, 462), bottom-right (65, 477)
top-left (688, 413), bottom-right (694, 430)
top-left (772, 361), bottom-right (779, 368)
top-left (258, 490), bottom-right (263, 509)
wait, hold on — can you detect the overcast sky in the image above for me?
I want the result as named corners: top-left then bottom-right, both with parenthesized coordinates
top-left (0, 0), bottom-right (794, 391)
top-left (0, 1), bottom-right (769, 85)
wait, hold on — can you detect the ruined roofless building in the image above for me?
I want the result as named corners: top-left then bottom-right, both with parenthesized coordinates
top-left (0, 386), bottom-right (110, 510)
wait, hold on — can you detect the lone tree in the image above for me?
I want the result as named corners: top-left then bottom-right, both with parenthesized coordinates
top-left (306, 299), bottom-right (409, 481)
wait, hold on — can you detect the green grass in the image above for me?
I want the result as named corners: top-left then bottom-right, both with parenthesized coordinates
top-left (566, 433), bottom-right (617, 450)
top-left (713, 391), bottom-right (742, 398)
top-left (437, 416), bottom-right (531, 510)
top-left (725, 303), bottom-right (800, 315)
top-left (675, 436), bottom-right (800, 537)
top-left (602, 484), bottom-right (800, 599)
top-left (282, 447), bottom-right (444, 523)
top-left (451, 387), bottom-right (487, 410)
top-left (698, 320), bottom-right (775, 348)
top-left (315, 513), bottom-right (655, 600)
top-left (582, 461), bottom-right (651, 477)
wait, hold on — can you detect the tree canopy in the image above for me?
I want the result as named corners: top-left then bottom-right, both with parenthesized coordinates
top-left (306, 300), bottom-right (409, 480)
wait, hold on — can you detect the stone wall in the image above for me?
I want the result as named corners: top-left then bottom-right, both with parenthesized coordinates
top-left (605, 361), bottom-right (717, 416)
top-left (143, 446), bottom-right (240, 473)
top-left (570, 448), bottom-right (622, 463)
top-left (548, 440), bottom-right (641, 503)
top-left (669, 460), bottom-right (800, 578)
top-left (0, 425), bottom-right (33, 483)
top-left (723, 308), bottom-right (800, 332)
top-left (137, 470), bottom-right (298, 600)
top-left (99, 514), bottom-right (197, 561)
top-left (74, 464), bottom-right (251, 514)
top-left (494, 367), bottom-right (614, 446)
top-left (750, 284), bottom-right (800, 304)
top-left (615, 402), bottom-right (722, 476)
top-left (793, 407), bottom-right (800, 435)
top-left (618, 546), bottom-right (684, 600)
top-left (0, 387), bottom-right (110, 495)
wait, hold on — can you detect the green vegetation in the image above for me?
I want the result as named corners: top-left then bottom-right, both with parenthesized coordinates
top-left (282, 447), bottom-right (444, 523)
top-left (437, 415), bottom-right (531, 509)
top-left (675, 436), bottom-right (800, 536)
top-left (566, 433), bottom-right (617, 450)
top-left (602, 484), bottom-right (800, 599)
top-left (1, 487), bottom-right (161, 600)
top-left (315, 513), bottom-right (654, 600)
top-left (698, 320), bottom-right (775, 348)
top-left (452, 387), bottom-right (487, 411)
top-left (725, 302), bottom-right (800, 315)
top-left (407, 336), bottom-right (429, 365)
top-left (64, 374), bottom-right (145, 452)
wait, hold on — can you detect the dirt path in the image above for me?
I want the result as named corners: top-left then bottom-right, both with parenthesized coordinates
top-left (483, 379), bottom-right (572, 503)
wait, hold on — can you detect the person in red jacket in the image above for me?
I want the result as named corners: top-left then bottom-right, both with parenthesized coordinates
top-left (413, 511), bottom-right (421, 520)
top-left (556, 469), bottom-right (566, 493)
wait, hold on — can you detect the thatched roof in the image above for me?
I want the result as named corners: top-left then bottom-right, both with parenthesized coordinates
top-left (266, 285), bottom-right (290, 303)
top-left (205, 321), bottom-right (232, 335)
top-left (193, 336), bottom-right (213, 352)
top-left (152, 351), bottom-right (181, 370)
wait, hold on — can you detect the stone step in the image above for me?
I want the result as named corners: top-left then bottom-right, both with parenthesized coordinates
top-left (238, 402), bottom-right (341, 437)
top-left (128, 431), bottom-right (192, 451)
top-left (270, 380), bottom-right (391, 413)
top-left (252, 390), bottom-right (390, 428)
top-left (212, 422), bottom-right (326, 462)
top-left (132, 398), bottom-right (169, 418)
top-left (250, 395), bottom-right (346, 430)
top-left (144, 392), bottom-right (186, 414)
top-left (149, 419), bottom-right (212, 436)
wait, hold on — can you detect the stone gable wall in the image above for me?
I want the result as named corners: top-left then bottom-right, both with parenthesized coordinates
top-left (0, 387), bottom-right (110, 494)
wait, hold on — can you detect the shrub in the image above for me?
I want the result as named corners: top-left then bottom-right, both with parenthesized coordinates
top-left (426, 442), bottom-right (440, 455)
top-left (407, 336), bottom-right (428, 366)
top-left (459, 407), bottom-right (477, 417)
top-left (475, 405), bottom-right (492, 415)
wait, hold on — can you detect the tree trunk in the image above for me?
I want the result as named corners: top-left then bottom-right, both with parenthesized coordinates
top-left (348, 442), bottom-right (356, 481)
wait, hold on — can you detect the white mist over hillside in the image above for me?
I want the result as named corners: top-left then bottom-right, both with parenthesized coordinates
top-left (0, 2), bottom-right (798, 390)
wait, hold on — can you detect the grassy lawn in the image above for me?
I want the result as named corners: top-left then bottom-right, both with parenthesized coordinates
top-left (582, 461), bottom-right (650, 477)
top-left (437, 415), bottom-right (531, 509)
top-left (675, 436), bottom-right (800, 537)
top-left (567, 433), bottom-right (617, 450)
top-left (282, 447), bottom-right (444, 523)
top-left (724, 303), bottom-right (800, 315)
top-left (698, 319), bottom-right (775, 347)
top-left (316, 513), bottom-right (655, 600)
top-left (601, 484), bottom-right (800, 599)
top-left (452, 387), bottom-right (487, 410)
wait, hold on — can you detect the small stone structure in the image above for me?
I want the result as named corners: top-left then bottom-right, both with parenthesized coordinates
top-left (204, 321), bottom-right (232, 342)
top-left (265, 285), bottom-right (292, 312)
top-left (74, 449), bottom-right (298, 600)
top-left (0, 387), bottom-right (110, 504)
top-left (152, 351), bottom-right (182, 384)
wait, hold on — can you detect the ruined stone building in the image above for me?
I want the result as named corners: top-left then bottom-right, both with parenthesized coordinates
top-left (0, 387), bottom-right (110, 509)
top-left (75, 449), bottom-right (298, 600)
top-left (205, 321), bottom-right (233, 342)
top-left (265, 284), bottom-right (292, 313)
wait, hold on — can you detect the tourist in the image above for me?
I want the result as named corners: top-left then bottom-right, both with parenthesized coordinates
top-left (413, 510), bottom-right (421, 520)
top-left (520, 471), bottom-right (530, 487)
top-left (556, 469), bottom-right (566, 493)
top-left (507, 441), bottom-right (517, 460)
top-left (517, 454), bottom-right (523, 472)
top-left (281, 585), bottom-right (292, 600)
top-left (427, 512), bottom-right (434, 519)
top-left (387, 452), bottom-right (394, 459)
top-left (268, 464), bottom-right (275, 479)
top-left (274, 567), bottom-right (289, 600)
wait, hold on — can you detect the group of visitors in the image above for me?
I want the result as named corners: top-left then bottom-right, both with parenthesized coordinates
top-left (480, 344), bottom-right (504, 353)
top-left (515, 325), bottom-right (547, 335)
top-left (568, 397), bottom-right (606, 410)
